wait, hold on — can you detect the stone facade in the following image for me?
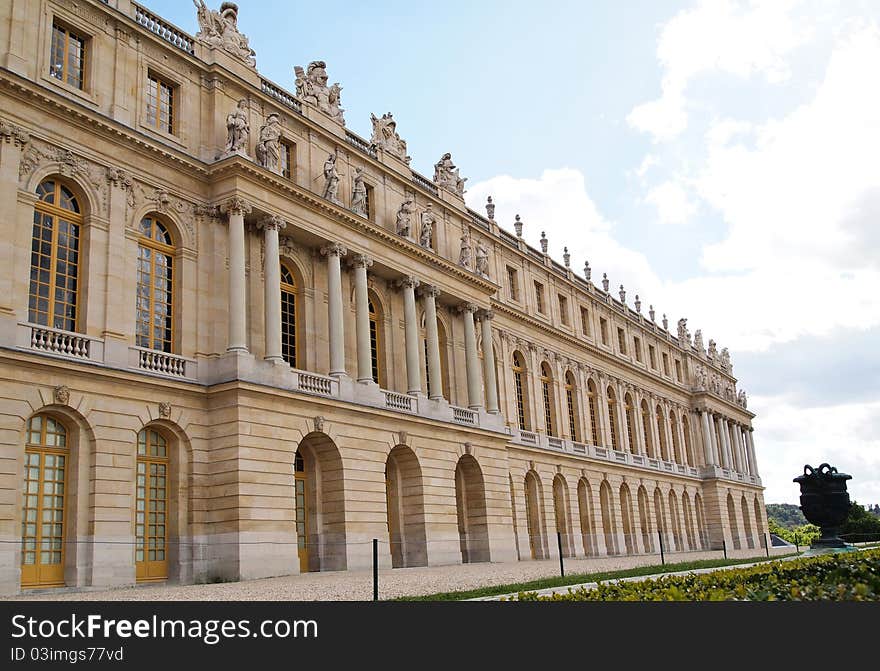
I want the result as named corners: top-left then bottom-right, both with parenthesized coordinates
top-left (0, 0), bottom-right (767, 596)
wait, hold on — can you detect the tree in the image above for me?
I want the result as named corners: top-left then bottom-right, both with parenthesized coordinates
top-left (840, 501), bottom-right (880, 542)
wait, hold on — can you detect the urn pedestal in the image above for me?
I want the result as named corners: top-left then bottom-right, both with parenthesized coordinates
top-left (793, 463), bottom-right (857, 555)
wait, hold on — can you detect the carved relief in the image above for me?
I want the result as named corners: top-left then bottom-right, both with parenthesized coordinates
top-left (53, 385), bottom-right (70, 406)
top-left (193, 1), bottom-right (257, 67)
top-left (105, 167), bottom-right (135, 210)
top-left (0, 119), bottom-right (29, 147)
top-left (158, 401), bottom-right (172, 419)
top-left (19, 139), bottom-right (108, 212)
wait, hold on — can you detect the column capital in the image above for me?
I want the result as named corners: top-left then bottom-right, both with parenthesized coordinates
top-left (257, 214), bottom-right (287, 232)
top-left (456, 302), bottom-right (479, 315)
top-left (394, 275), bottom-right (420, 291)
top-left (0, 119), bottom-right (29, 149)
top-left (220, 196), bottom-right (252, 216)
top-left (477, 308), bottom-right (495, 321)
top-left (349, 253), bottom-right (373, 269)
top-left (417, 284), bottom-right (441, 300)
top-left (320, 242), bottom-right (348, 258)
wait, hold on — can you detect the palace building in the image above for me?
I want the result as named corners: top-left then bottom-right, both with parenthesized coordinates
top-left (0, 0), bottom-right (770, 595)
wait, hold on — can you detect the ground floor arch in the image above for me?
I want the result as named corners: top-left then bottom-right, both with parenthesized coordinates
top-left (599, 480), bottom-right (617, 555)
top-left (727, 493), bottom-right (741, 550)
top-left (638, 486), bottom-right (653, 552)
top-left (619, 484), bottom-right (635, 554)
top-left (577, 478), bottom-right (595, 556)
top-left (741, 495), bottom-right (755, 549)
top-left (524, 470), bottom-right (547, 559)
top-left (385, 444), bottom-right (428, 568)
top-left (455, 454), bottom-right (490, 563)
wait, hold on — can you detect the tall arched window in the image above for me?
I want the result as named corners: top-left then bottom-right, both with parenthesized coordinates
top-left (641, 399), bottom-right (654, 458)
top-left (682, 415), bottom-right (695, 465)
top-left (624, 393), bottom-right (636, 454)
top-left (606, 386), bottom-right (619, 451)
top-left (21, 415), bottom-right (69, 588)
top-left (368, 298), bottom-right (383, 386)
top-left (280, 263), bottom-right (298, 367)
top-left (29, 180), bottom-right (82, 332)
top-left (669, 412), bottom-right (682, 463)
top-left (136, 428), bottom-right (169, 581)
top-left (540, 362), bottom-right (556, 436)
top-left (587, 379), bottom-right (600, 446)
top-left (564, 371), bottom-right (579, 441)
top-left (136, 217), bottom-right (175, 352)
top-left (422, 317), bottom-right (450, 400)
top-left (656, 405), bottom-right (669, 461)
top-left (512, 351), bottom-right (529, 431)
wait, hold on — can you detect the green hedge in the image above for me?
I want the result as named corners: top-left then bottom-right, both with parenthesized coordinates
top-left (516, 548), bottom-right (880, 601)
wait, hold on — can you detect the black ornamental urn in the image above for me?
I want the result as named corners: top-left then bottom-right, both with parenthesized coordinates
top-left (793, 463), bottom-right (853, 551)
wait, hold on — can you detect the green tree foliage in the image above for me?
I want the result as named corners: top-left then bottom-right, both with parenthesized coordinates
top-left (841, 501), bottom-right (880, 542)
top-left (767, 518), bottom-right (819, 546)
top-left (765, 503), bottom-right (807, 529)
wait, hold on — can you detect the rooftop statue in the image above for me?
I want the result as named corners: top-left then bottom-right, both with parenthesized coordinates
top-left (294, 61), bottom-right (345, 125)
top-left (693, 329), bottom-right (705, 355)
top-left (720, 347), bottom-right (732, 372)
top-left (193, 1), bottom-right (256, 68)
top-left (707, 339), bottom-right (717, 360)
top-left (370, 113), bottom-right (410, 164)
top-left (433, 153), bottom-right (467, 196)
top-left (677, 318), bottom-right (691, 346)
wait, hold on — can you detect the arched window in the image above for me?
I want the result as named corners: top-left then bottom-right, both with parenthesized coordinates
top-left (540, 362), bottom-right (556, 436)
top-left (21, 415), bottom-right (69, 588)
top-left (624, 393), bottom-right (636, 454)
top-left (281, 263), bottom-right (298, 367)
top-left (422, 317), bottom-right (450, 400)
top-left (136, 217), bottom-right (175, 352)
top-left (564, 371), bottom-right (579, 441)
top-left (641, 399), bottom-right (655, 458)
top-left (368, 298), bottom-right (383, 386)
top-left (136, 428), bottom-right (169, 581)
top-left (587, 379), bottom-right (600, 446)
top-left (512, 351), bottom-right (529, 431)
top-left (29, 180), bottom-right (82, 331)
top-left (656, 405), bottom-right (669, 461)
top-left (606, 386), bottom-right (619, 451)
top-left (669, 411), bottom-right (682, 464)
top-left (682, 415), bottom-right (695, 465)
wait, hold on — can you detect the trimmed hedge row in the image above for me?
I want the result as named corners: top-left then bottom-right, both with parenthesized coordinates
top-left (517, 548), bottom-right (880, 601)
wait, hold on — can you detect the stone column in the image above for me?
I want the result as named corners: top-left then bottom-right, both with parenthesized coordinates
top-left (398, 276), bottom-right (421, 395)
top-left (719, 417), bottom-right (731, 469)
top-left (221, 197), bottom-right (251, 352)
top-left (460, 303), bottom-right (483, 410)
top-left (676, 409), bottom-right (689, 466)
top-left (420, 285), bottom-right (443, 400)
top-left (617, 384), bottom-right (631, 454)
top-left (699, 410), bottom-right (714, 465)
top-left (0, 123), bottom-right (29, 319)
top-left (649, 399), bottom-right (662, 460)
top-left (320, 242), bottom-right (348, 376)
top-left (260, 215), bottom-right (286, 362)
top-left (351, 253), bottom-right (374, 383)
top-left (479, 310), bottom-right (499, 413)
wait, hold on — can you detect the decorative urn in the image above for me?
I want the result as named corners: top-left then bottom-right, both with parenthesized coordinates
top-left (793, 463), bottom-right (852, 549)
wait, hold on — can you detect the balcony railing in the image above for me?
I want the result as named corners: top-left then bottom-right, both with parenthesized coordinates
top-left (411, 171), bottom-right (438, 196)
top-left (346, 131), bottom-right (377, 159)
top-left (133, 3), bottom-right (194, 54)
top-left (384, 390), bottom-right (415, 413)
top-left (547, 436), bottom-right (564, 450)
top-left (297, 372), bottom-right (335, 397)
top-left (519, 430), bottom-right (538, 445)
top-left (135, 347), bottom-right (188, 378)
top-left (29, 325), bottom-right (92, 359)
top-left (261, 79), bottom-right (302, 114)
top-left (451, 405), bottom-right (477, 426)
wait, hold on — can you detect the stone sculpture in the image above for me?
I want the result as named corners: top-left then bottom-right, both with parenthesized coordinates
top-left (694, 329), bottom-right (705, 354)
top-left (255, 113), bottom-right (282, 172)
top-left (737, 389), bottom-right (748, 408)
top-left (677, 318), bottom-right (690, 346)
top-left (294, 61), bottom-right (345, 124)
top-left (475, 240), bottom-right (489, 279)
top-left (584, 261), bottom-right (591, 281)
top-left (602, 273), bottom-right (609, 292)
top-left (707, 339), bottom-right (717, 360)
top-left (322, 152), bottom-right (341, 205)
top-left (396, 198), bottom-right (414, 237)
top-left (419, 204), bottom-right (435, 248)
top-left (433, 153), bottom-right (467, 195)
top-left (370, 113), bottom-right (409, 163)
top-left (224, 99), bottom-right (249, 155)
top-left (193, 1), bottom-right (256, 67)
top-left (720, 347), bottom-right (731, 371)
top-left (351, 167), bottom-right (367, 216)
top-left (458, 228), bottom-right (472, 267)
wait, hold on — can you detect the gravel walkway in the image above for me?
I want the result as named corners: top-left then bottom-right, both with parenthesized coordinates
top-left (6, 548), bottom-right (789, 602)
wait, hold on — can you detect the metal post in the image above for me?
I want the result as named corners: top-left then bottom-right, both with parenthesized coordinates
top-left (372, 538), bottom-right (378, 601)
top-left (658, 531), bottom-right (665, 566)
top-left (557, 531), bottom-right (565, 577)
top-left (765, 533), bottom-right (770, 558)
top-left (722, 539), bottom-right (727, 560)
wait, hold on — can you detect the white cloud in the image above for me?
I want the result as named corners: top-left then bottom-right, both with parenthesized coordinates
top-left (645, 180), bottom-right (698, 225)
top-left (629, 0), bottom-right (811, 141)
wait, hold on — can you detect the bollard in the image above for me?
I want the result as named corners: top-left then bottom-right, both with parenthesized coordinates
top-left (372, 538), bottom-right (378, 601)
top-left (722, 539), bottom-right (727, 560)
top-left (658, 531), bottom-right (665, 565)
top-left (764, 533), bottom-right (770, 558)
top-left (557, 531), bottom-right (564, 577)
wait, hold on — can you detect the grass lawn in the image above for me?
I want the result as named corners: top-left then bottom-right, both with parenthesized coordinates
top-left (394, 553), bottom-right (799, 601)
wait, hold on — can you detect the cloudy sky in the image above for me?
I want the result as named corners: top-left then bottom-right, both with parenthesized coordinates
top-left (150, 0), bottom-right (880, 505)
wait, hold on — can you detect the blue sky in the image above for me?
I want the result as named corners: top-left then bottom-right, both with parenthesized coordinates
top-left (151, 1), bottom-right (880, 506)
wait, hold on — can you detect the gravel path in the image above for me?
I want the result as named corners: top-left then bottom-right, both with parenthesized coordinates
top-left (6, 548), bottom-right (789, 602)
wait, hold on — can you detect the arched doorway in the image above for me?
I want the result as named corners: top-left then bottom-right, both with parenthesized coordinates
top-left (21, 415), bottom-right (69, 588)
top-left (386, 445), bottom-right (427, 568)
top-left (599, 480), bottom-right (616, 555)
top-left (669, 491), bottom-right (683, 551)
top-left (638, 486), bottom-right (653, 552)
top-left (741, 495), bottom-right (754, 549)
top-left (524, 471), bottom-right (546, 559)
top-left (619, 484), bottom-right (635, 554)
top-left (695, 493), bottom-right (708, 549)
top-left (577, 478), bottom-right (595, 556)
top-left (455, 455), bottom-right (489, 563)
top-left (682, 492), bottom-right (696, 551)
top-left (754, 495), bottom-right (764, 549)
top-left (295, 433), bottom-right (347, 572)
top-left (654, 488), bottom-right (667, 552)
top-left (727, 493), bottom-right (741, 550)
top-left (135, 427), bottom-right (171, 582)
top-left (552, 475), bottom-right (572, 557)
